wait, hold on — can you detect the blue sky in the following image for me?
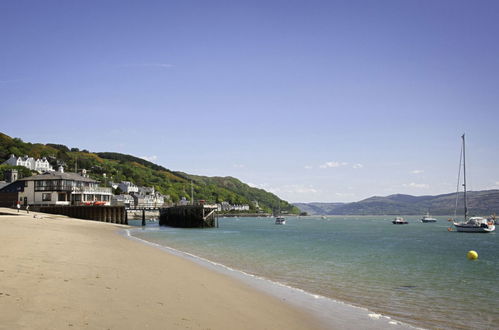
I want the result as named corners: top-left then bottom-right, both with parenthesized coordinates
top-left (1, 0), bottom-right (499, 203)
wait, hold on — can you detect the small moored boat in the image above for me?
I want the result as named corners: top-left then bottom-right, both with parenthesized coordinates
top-left (392, 216), bottom-right (408, 224)
top-left (421, 212), bottom-right (437, 223)
top-left (275, 216), bottom-right (286, 225)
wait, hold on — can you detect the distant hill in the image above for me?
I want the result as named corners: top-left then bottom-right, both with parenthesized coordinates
top-left (293, 202), bottom-right (345, 215)
top-left (0, 132), bottom-right (299, 214)
top-left (294, 190), bottom-right (499, 216)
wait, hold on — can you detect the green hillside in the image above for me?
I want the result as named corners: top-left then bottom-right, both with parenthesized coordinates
top-left (0, 133), bottom-right (299, 214)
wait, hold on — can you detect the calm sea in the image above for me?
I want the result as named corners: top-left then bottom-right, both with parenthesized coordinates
top-left (130, 216), bottom-right (499, 329)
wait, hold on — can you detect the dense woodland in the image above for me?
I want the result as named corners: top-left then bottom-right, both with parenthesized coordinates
top-left (0, 133), bottom-right (300, 214)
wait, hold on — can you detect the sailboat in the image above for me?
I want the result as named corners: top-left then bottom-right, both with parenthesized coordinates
top-left (452, 134), bottom-right (495, 233)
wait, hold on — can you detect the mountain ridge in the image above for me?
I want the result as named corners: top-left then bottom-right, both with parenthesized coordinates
top-left (294, 190), bottom-right (499, 215)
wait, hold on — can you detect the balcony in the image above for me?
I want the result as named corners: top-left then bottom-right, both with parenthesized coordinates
top-left (35, 184), bottom-right (74, 192)
top-left (35, 185), bottom-right (112, 194)
top-left (73, 186), bottom-right (113, 194)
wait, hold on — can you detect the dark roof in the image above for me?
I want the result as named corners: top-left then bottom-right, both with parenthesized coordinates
top-left (0, 181), bottom-right (25, 193)
top-left (18, 171), bottom-right (98, 183)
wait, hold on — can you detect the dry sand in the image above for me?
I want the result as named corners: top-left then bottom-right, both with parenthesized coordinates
top-left (0, 208), bottom-right (327, 330)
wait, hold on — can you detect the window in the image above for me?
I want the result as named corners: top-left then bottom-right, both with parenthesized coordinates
top-left (58, 193), bottom-right (66, 202)
top-left (42, 193), bottom-right (52, 201)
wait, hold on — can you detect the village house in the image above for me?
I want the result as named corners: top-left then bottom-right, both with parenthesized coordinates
top-left (217, 201), bottom-right (250, 212)
top-left (0, 167), bottom-right (113, 206)
top-left (2, 154), bottom-right (54, 173)
top-left (131, 192), bottom-right (165, 208)
top-left (111, 194), bottom-right (135, 208)
top-left (118, 181), bottom-right (139, 194)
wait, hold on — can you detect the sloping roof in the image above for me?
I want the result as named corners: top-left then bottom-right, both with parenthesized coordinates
top-left (18, 171), bottom-right (98, 183)
top-left (0, 181), bottom-right (25, 193)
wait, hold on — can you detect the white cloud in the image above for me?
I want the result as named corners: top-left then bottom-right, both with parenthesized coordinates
top-left (411, 170), bottom-right (424, 174)
top-left (352, 163), bottom-right (363, 169)
top-left (304, 165), bottom-right (313, 169)
top-left (140, 155), bottom-right (158, 162)
top-left (403, 182), bottom-right (429, 189)
top-left (233, 164), bottom-right (245, 168)
top-left (319, 161), bottom-right (348, 169)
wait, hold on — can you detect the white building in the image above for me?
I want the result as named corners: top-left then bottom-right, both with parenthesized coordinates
top-left (132, 193), bottom-right (165, 208)
top-left (118, 181), bottom-right (139, 194)
top-left (111, 194), bottom-right (135, 208)
top-left (217, 202), bottom-right (250, 212)
top-left (17, 169), bottom-right (112, 206)
top-left (3, 154), bottom-right (54, 173)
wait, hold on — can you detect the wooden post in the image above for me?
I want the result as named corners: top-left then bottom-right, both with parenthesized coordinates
top-left (142, 209), bottom-right (146, 226)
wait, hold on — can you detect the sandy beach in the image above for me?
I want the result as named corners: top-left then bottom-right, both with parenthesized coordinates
top-left (0, 208), bottom-right (327, 330)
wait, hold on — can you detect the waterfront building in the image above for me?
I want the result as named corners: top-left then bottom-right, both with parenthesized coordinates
top-left (1, 167), bottom-right (113, 206)
top-left (132, 192), bottom-right (165, 208)
top-left (3, 154), bottom-right (54, 173)
top-left (217, 201), bottom-right (250, 212)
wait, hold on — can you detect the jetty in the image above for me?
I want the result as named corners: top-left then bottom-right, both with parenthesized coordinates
top-left (159, 204), bottom-right (218, 228)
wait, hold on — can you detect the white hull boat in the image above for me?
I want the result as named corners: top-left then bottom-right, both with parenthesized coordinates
top-left (275, 216), bottom-right (286, 225)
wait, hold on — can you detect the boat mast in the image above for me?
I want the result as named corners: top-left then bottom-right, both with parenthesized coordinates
top-left (462, 134), bottom-right (467, 221)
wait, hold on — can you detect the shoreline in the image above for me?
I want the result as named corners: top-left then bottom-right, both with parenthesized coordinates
top-left (0, 208), bottom-right (326, 329)
top-left (126, 227), bottom-right (418, 330)
top-left (1, 208), bottom-right (418, 329)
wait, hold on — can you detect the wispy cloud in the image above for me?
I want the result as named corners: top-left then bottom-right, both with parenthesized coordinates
top-left (233, 164), bottom-right (245, 168)
top-left (411, 169), bottom-right (424, 174)
top-left (140, 155), bottom-right (158, 162)
top-left (352, 163), bottom-right (363, 169)
top-left (403, 182), bottom-right (429, 189)
top-left (319, 161), bottom-right (348, 169)
top-left (304, 165), bottom-right (313, 169)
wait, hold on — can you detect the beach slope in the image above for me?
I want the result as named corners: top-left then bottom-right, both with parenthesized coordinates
top-left (0, 208), bottom-right (326, 330)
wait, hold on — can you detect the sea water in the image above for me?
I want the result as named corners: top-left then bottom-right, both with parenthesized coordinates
top-left (130, 216), bottom-right (499, 329)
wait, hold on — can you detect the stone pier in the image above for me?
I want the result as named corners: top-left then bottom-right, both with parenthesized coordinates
top-left (159, 205), bottom-right (218, 228)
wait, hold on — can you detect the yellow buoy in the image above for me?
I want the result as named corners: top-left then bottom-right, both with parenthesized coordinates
top-left (467, 250), bottom-right (478, 260)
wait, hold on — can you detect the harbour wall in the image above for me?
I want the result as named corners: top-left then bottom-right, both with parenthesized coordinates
top-left (159, 205), bottom-right (217, 228)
